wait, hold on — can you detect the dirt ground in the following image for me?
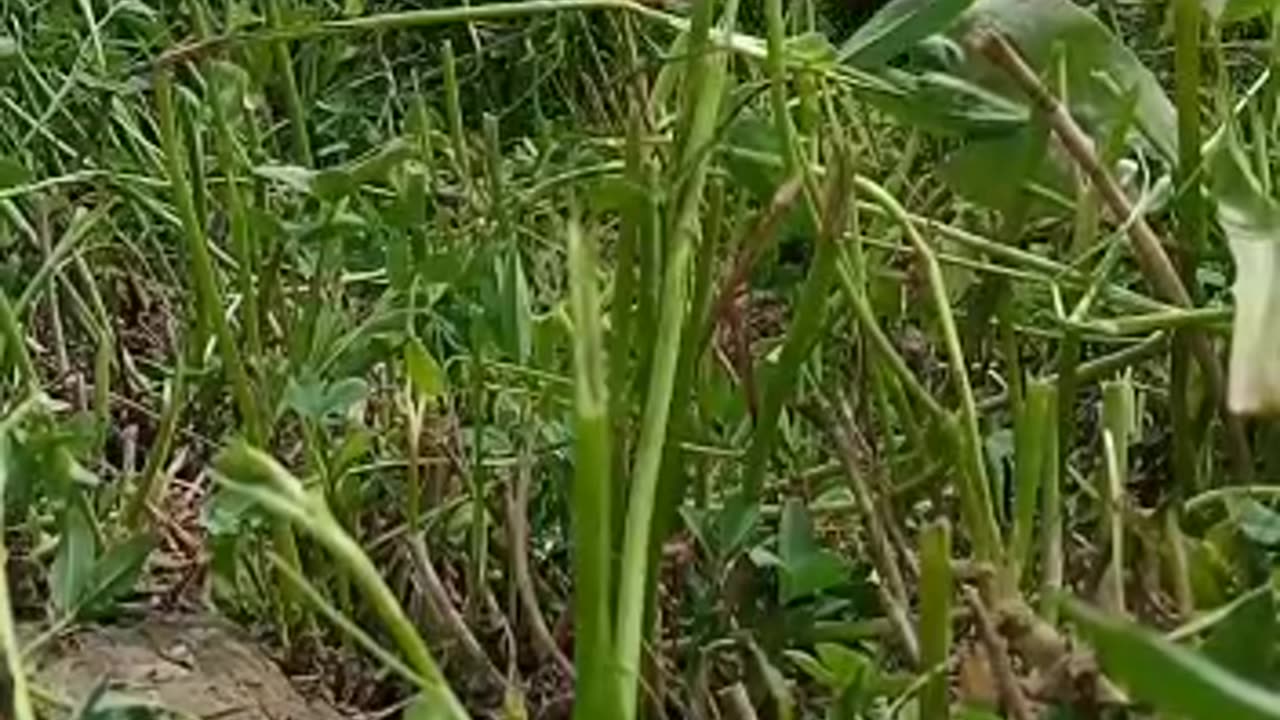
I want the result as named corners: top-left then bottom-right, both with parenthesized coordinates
top-left (32, 615), bottom-right (345, 720)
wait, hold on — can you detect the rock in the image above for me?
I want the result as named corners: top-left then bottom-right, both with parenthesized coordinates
top-left (32, 615), bottom-right (344, 720)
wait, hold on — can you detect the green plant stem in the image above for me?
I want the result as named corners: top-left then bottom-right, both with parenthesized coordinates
top-left (613, 1), bottom-right (722, 716)
top-left (1173, 0), bottom-right (1205, 497)
top-left (0, 287), bottom-right (37, 394)
top-left (154, 70), bottom-right (260, 443)
top-left (442, 40), bottom-right (471, 194)
top-left (269, 553), bottom-right (426, 689)
top-left (567, 217), bottom-right (618, 720)
top-left (264, 0), bottom-right (313, 165)
top-left (214, 446), bottom-right (468, 718)
top-left (1009, 379), bottom-right (1054, 588)
top-left (919, 520), bottom-right (952, 720)
top-left (124, 372), bottom-right (185, 528)
top-left (1101, 378), bottom-right (1132, 614)
top-left (207, 76), bottom-right (263, 360)
top-left (0, 542), bottom-right (34, 720)
top-left (836, 252), bottom-right (946, 422)
top-left (855, 175), bottom-right (1002, 564)
top-left (155, 69), bottom-right (306, 628)
top-left (979, 32), bottom-right (1253, 481)
top-left (741, 155), bottom-right (851, 499)
top-left (609, 111), bottom-right (644, 466)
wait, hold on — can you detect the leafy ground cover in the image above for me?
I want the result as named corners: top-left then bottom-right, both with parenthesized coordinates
top-left (4, 0), bottom-right (1280, 718)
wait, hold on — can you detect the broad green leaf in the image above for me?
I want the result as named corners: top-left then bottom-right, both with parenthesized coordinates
top-left (282, 375), bottom-right (369, 421)
top-left (327, 378), bottom-right (370, 417)
top-left (0, 156), bottom-right (31, 190)
top-left (865, 67), bottom-right (1028, 136)
top-left (405, 337), bottom-right (446, 402)
top-left (840, 0), bottom-right (974, 67)
top-left (816, 643), bottom-right (874, 688)
top-left (717, 493), bottom-right (760, 557)
top-left (954, 0), bottom-right (1177, 160)
top-left (1207, 128), bottom-right (1280, 414)
top-left (1203, 584), bottom-right (1277, 687)
top-left (1238, 500), bottom-right (1280, 547)
top-left (51, 502), bottom-right (96, 613)
top-left (1065, 598), bottom-right (1280, 720)
top-left (941, 128), bottom-right (1073, 214)
top-left (779, 499), bottom-right (850, 602)
top-left (76, 534), bottom-right (154, 618)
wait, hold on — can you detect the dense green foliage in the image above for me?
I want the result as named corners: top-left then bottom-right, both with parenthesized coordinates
top-left (4, 1), bottom-right (1280, 719)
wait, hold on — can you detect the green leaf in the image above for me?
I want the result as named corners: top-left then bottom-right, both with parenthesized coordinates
top-left (1202, 584), bottom-right (1277, 687)
top-left (51, 502), bottom-right (96, 613)
top-left (840, 0), bottom-right (974, 67)
top-left (865, 68), bottom-right (1029, 136)
top-left (282, 375), bottom-right (369, 421)
top-left (778, 499), bottom-right (850, 602)
top-left (717, 493), bottom-right (760, 557)
top-left (816, 643), bottom-right (874, 688)
top-left (76, 534), bottom-right (154, 618)
top-left (954, 0), bottom-right (1177, 161)
top-left (1238, 500), bottom-right (1280, 547)
top-left (1207, 127), bottom-right (1280, 414)
top-left (941, 128), bottom-right (1073, 214)
top-left (0, 156), bottom-right (31, 191)
top-left (405, 337), bottom-right (446, 402)
top-left (1065, 598), bottom-right (1280, 720)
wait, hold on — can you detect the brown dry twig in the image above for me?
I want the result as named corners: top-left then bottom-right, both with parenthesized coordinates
top-left (973, 30), bottom-right (1253, 481)
top-left (965, 586), bottom-right (1036, 720)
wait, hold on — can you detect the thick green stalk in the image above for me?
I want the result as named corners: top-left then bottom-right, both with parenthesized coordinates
top-left (467, 348), bottom-right (488, 619)
top-left (763, 0), bottom-right (799, 175)
top-left (609, 110), bottom-right (644, 463)
top-left (919, 520), bottom-right (952, 720)
top-left (1173, 0), bottom-right (1204, 495)
top-left (442, 41), bottom-right (471, 194)
top-left (1101, 378), bottom-right (1132, 614)
top-left (0, 426), bottom-right (33, 720)
top-left (1039, 386), bottom-right (1063, 621)
top-left (264, 0), bottom-right (313, 165)
top-left (613, 2), bottom-right (721, 716)
top-left (1009, 379), bottom-right (1054, 587)
top-left (0, 543), bottom-right (33, 720)
top-left (567, 218), bottom-right (618, 720)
